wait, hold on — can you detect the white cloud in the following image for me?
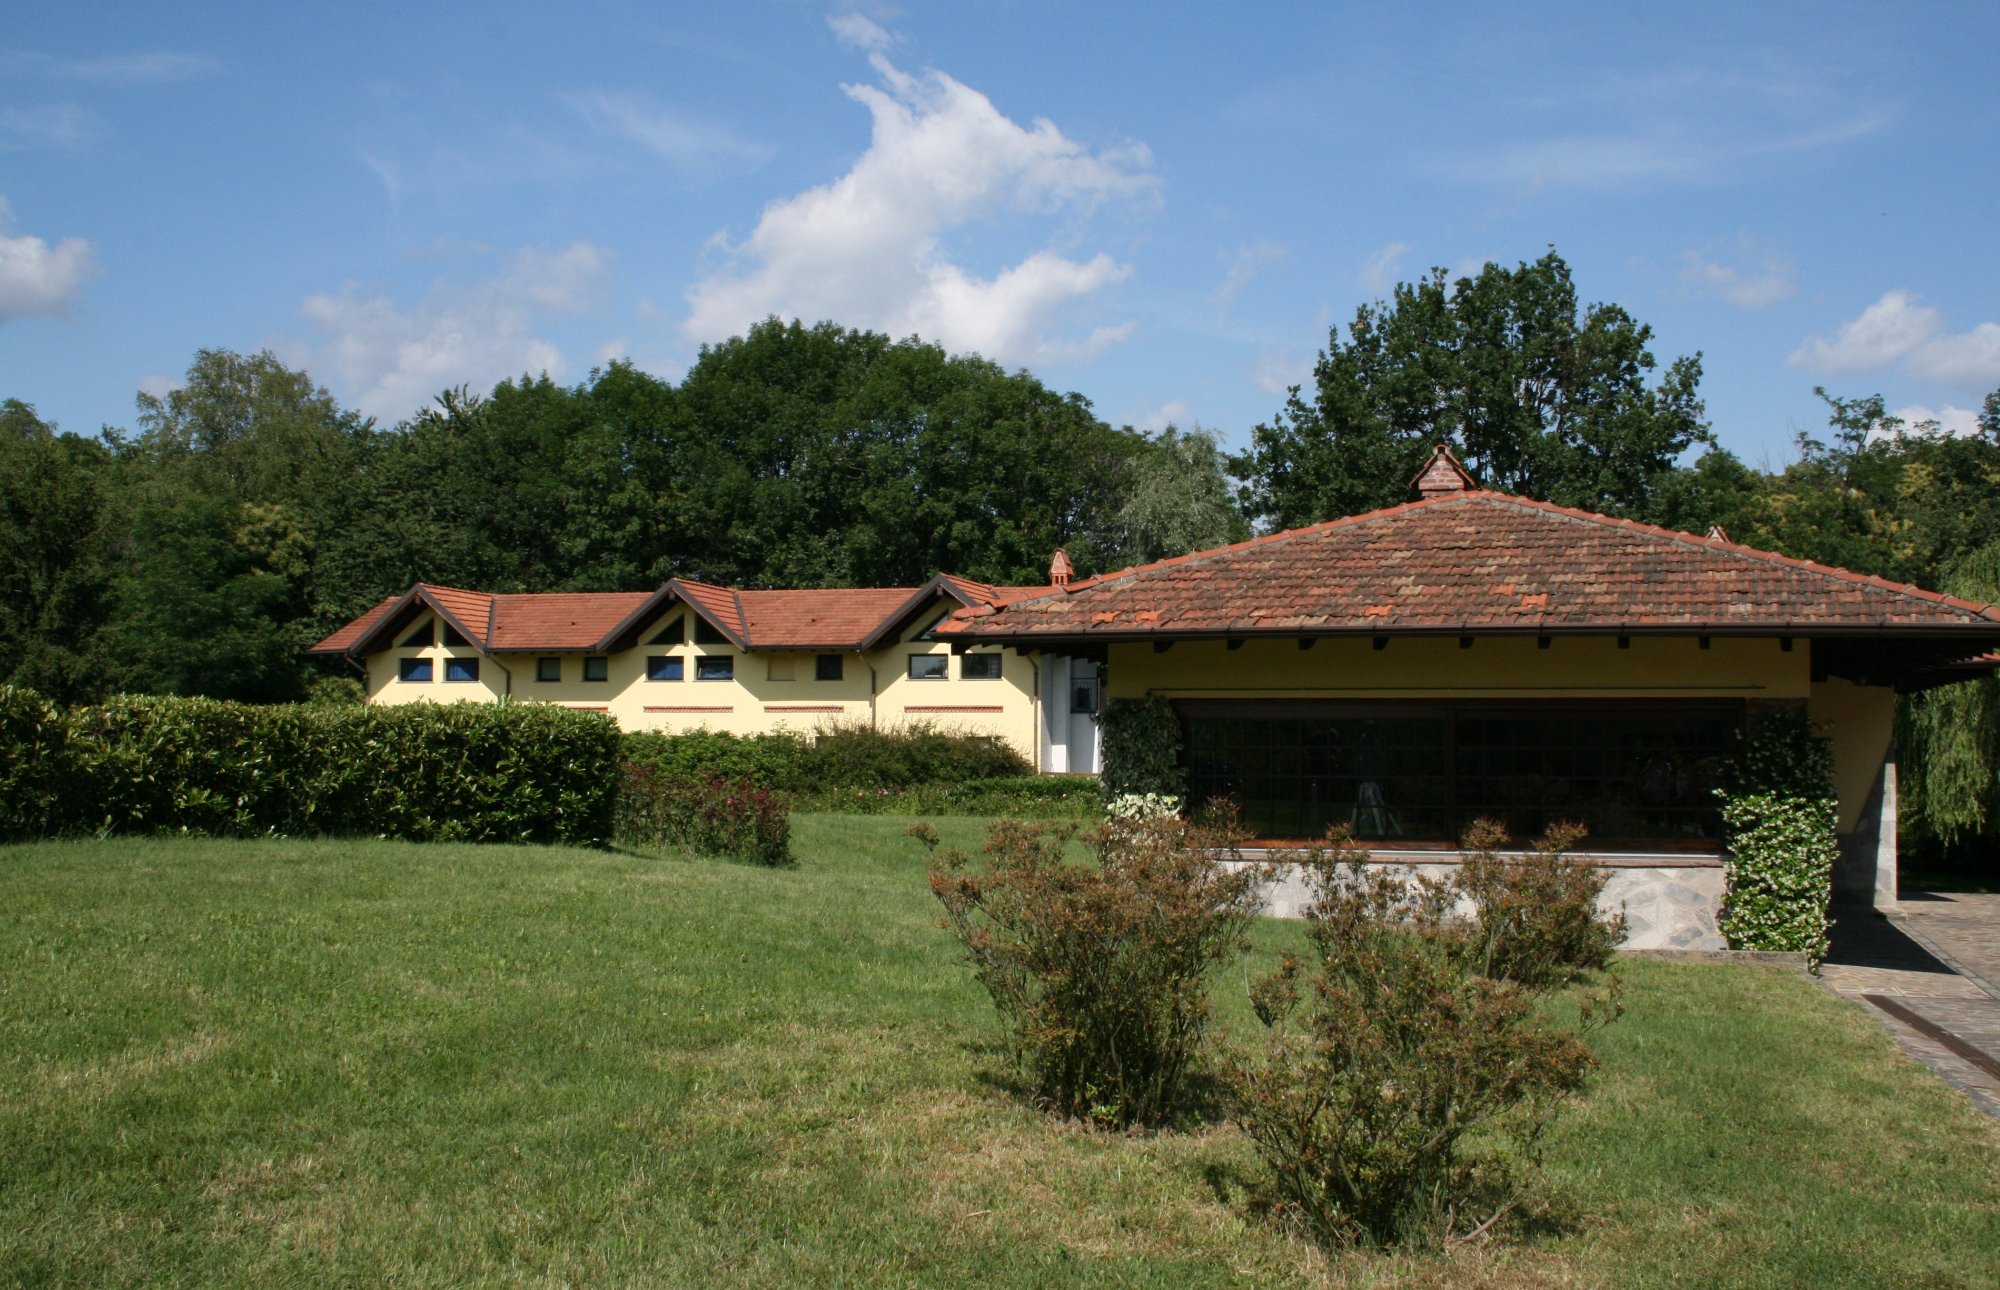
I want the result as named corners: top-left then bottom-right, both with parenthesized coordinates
top-left (1, 50), bottom-right (216, 83)
top-left (1357, 241), bottom-right (1413, 295)
top-left (1133, 399), bottom-right (1192, 432)
top-left (0, 104), bottom-right (93, 150)
top-left (681, 37), bottom-right (1156, 367)
top-left (828, 13), bottom-right (896, 54)
top-left (1249, 347), bottom-right (1314, 396)
top-left (1789, 290), bottom-right (2000, 390)
top-left (561, 89), bottom-right (771, 178)
top-left (1678, 246), bottom-right (1795, 309)
top-left (0, 204), bottom-right (100, 323)
top-left (1213, 241), bottom-right (1287, 315)
top-left (137, 374), bottom-right (180, 401)
top-left (1891, 404), bottom-right (1982, 438)
top-left (290, 243), bottom-right (610, 423)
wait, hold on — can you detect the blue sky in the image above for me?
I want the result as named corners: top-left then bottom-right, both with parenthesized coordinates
top-left (3, 1), bottom-right (1996, 467)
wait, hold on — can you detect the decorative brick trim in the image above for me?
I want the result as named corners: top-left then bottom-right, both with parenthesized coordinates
top-left (904, 704), bottom-right (1005, 714)
top-left (644, 705), bottom-right (734, 713)
top-left (563, 705), bottom-right (609, 712)
top-left (764, 704), bottom-right (845, 713)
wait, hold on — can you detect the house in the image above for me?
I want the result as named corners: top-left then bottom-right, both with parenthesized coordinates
top-left (306, 572), bottom-right (1093, 770)
top-left (934, 445), bottom-right (2000, 918)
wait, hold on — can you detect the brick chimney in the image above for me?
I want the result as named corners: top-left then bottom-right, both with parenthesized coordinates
top-left (1049, 548), bottom-right (1073, 589)
top-left (1411, 443), bottom-right (1477, 497)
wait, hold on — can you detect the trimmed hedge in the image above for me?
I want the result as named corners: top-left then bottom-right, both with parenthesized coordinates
top-left (796, 775), bottom-right (1101, 818)
top-left (0, 686), bottom-right (620, 845)
top-left (622, 723), bottom-right (1031, 798)
top-left (615, 764), bottom-right (791, 865)
top-left (1717, 707), bottom-right (1839, 966)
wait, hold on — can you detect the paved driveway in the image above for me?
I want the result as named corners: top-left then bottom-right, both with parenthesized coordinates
top-left (1820, 893), bottom-right (2000, 1118)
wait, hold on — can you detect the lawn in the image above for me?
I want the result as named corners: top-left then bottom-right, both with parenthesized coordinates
top-left (2, 816), bottom-right (1997, 1287)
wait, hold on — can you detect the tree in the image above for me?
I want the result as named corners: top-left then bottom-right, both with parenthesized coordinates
top-left (1238, 250), bottom-right (1711, 526)
top-left (1110, 425), bottom-right (1247, 567)
top-left (1898, 541), bottom-right (2000, 852)
top-left (0, 400), bottom-right (120, 702)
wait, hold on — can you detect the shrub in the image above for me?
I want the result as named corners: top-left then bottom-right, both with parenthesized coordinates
top-left (1454, 818), bottom-right (1624, 989)
top-left (807, 721), bottom-right (1029, 789)
top-left (921, 814), bottom-right (1263, 1128)
top-left (615, 764), bottom-right (791, 866)
top-left (1225, 827), bottom-right (1619, 1250)
top-left (1717, 709), bottom-right (1838, 966)
top-left (1097, 694), bottom-right (1183, 803)
top-left (0, 687), bottom-right (620, 845)
top-left (622, 729), bottom-right (812, 792)
top-left (794, 775), bottom-right (1101, 818)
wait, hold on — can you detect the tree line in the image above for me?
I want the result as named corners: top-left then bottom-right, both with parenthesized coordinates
top-left (3, 253), bottom-right (1996, 859)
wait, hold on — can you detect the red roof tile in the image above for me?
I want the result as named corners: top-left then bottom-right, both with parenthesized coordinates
top-left (487, 592), bottom-right (653, 651)
top-left (737, 587), bottom-right (921, 647)
top-left (937, 492), bottom-right (2000, 641)
top-left (307, 594), bottom-right (400, 654)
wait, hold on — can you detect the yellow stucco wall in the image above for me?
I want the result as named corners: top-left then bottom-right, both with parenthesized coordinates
top-left (361, 611), bottom-right (1041, 762)
top-left (1808, 678), bottom-right (1896, 834)
top-left (1106, 634), bottom-right (1810, 701)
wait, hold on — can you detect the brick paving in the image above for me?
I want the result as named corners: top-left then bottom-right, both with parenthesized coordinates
top-left (1820, 894), bottom-right (2000, 1117)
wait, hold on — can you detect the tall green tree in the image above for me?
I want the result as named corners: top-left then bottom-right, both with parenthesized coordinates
top-left (1111, 425), bottom-right (1247, 567)
top-left (0, 400), bottom-right (120, 702)
top-left (1238, 250), bottom-right (1711, 525)
top-left (1898, 540), bottom-right (2000, 852)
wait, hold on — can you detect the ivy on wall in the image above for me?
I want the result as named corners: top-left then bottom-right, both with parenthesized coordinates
top-left (1098, 694), bottom-right (1184, 806)
top-left (1716, 708), bottom-right (1839, 967)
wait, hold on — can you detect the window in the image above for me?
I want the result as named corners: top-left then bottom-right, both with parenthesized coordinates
top-left (908, 654), bottom-right (947, 680)
top-left (646, 655), bottom-right (684, 682)
top-left (536, 657), bottom-right (561, 683)
top-left (583, 656), bottom-right (609, 682)
top-left (1179, 700), bottom-right (1740, 845)
top-left (647, 615), bottom-right (684, 646)
top-left (398, 621), bottom-right (433, 648)
top-left (694, 617), bottom-right (731, 646)
top-left (815, 654), bottom-right (844, 682)
top-left (442, 622), bottom-right (470, 647)
top-left (398, 657), bottom-right (432, 683)
top-left (696, 656), bottom-right (734, 681)
top-left (444, 657), bottom-right (480, 683)
top-left (961, 653), bottom-right (1002, 680)
top-left (766, 655), bottom-right (795, 681)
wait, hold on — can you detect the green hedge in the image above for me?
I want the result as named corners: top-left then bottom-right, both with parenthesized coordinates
top-left (0, 686), bottom-right (620, 845)
top-left (796, 775), bottom-right (1101, 818)
top-left (622, 723), bottom-right (1031, 798)
top-left (1098, 694), bottom-right (1184, 804)
top-left (1718, 708), bottom-right (1839, 966)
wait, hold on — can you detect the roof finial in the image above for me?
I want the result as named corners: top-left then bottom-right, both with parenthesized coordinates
top-left (1049, 548), bottom-right (1073, 589)
top-left (1411, 443), bottom-right (1477, 497)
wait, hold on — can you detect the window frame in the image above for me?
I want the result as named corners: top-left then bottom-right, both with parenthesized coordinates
top-left (443, 656), bottom-right (480, 684)
top-left (582, 656), bottom-right (609, 683)
top-left (960, 652), bottom-right (1003, 680)
top-left (397, 656), bottom-right (433, 683)
top-left (695, 655), bottom-right (735, 682)
top-left (535, 657), bottom-right (561, 683)
top-left (815, 653), bottom-right (844, 682)
top-left (907, 653), bottom-right (948, 681)
top-left (1175, 698), bottom-right (1743, 849)
top-left (646, 655), bottom-right (684, 682)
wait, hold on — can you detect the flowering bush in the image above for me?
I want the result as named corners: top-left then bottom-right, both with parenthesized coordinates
top-left (920, 813), bottom-right (1263, 1128)
top-left (1105, 791), bottom-right (1181, 822)
top-left (615, 763), bottom-right (791, 866)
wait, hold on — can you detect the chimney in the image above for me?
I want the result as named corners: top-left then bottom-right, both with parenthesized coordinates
top-left (1706, 525), bottom-right (1731, 544)
top-left (1411, 443), bottom-right (1477, 497)
top-left (1049, 548), bottom-right (1073, 589)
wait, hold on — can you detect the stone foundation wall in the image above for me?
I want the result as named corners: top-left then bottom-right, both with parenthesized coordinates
top-left (1228, 854), bottom-right (1727, 952)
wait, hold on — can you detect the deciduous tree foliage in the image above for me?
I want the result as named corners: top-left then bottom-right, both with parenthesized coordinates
top-left (1238, 250), bottom-right (1711, 526)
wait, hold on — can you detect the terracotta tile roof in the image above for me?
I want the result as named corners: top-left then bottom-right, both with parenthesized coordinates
top-left (487, 592), bottom-right (653, 651)
top-left (309, 575), bottom-right (1053, 657)
top-left (737, 587), bottom-right (921, 647)
top-left (307, 594), bottom-right (400, 654)
top-left (937, 492), bottom-right (2000, 641)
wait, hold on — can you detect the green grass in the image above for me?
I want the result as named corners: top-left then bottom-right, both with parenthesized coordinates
top-left (3, 816), bottom-right (1997, 1287)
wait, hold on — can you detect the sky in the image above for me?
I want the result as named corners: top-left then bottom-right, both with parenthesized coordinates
top-left (3, 1), bottom-right (1997, 469)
